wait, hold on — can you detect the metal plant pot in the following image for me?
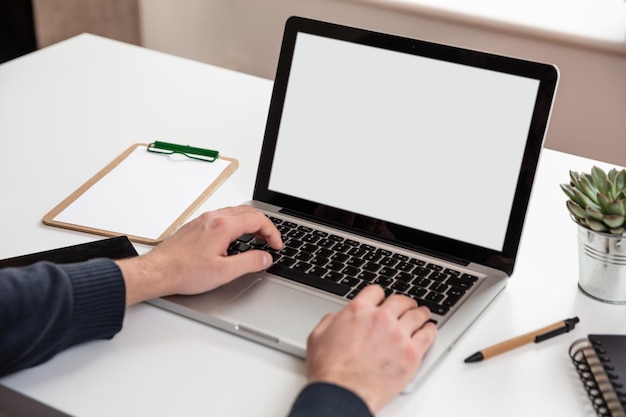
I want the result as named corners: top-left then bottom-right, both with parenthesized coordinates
top-left (577, 225), bottom-right (626, 304)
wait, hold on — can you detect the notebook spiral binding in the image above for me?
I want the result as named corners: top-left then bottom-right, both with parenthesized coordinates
top-left (569, 338), bottom-right (626, 417)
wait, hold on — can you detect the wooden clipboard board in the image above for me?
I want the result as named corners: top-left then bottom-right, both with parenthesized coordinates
top-left (43, 143), bottom-right (238, 245)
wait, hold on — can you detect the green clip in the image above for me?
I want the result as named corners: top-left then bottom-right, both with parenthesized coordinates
top-left (147, 141), bottom-right (219, 162)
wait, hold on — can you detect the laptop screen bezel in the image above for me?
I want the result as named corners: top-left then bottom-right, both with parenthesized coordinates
top-left (253, 16), bottom-right (558, 275)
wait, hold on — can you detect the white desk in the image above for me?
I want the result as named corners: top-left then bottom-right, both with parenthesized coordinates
top-left (1, 34), bottom-right (625, 417)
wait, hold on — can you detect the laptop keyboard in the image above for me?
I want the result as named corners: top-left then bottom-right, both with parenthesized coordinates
top-left (227, 216), bottom-right (478, 316)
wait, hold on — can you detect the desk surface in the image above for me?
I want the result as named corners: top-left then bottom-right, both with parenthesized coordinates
top-left (1, 34), bottom-right (625, 417)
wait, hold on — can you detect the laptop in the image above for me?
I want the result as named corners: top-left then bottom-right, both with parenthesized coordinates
top-left (149, 16), bottom-right (558, 392)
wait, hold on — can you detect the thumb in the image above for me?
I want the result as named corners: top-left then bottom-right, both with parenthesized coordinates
top-left (221, 250), bottom-right (273, 279)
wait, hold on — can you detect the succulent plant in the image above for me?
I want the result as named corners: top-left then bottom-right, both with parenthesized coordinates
top-left (560, 166), bottom-right (626, 235)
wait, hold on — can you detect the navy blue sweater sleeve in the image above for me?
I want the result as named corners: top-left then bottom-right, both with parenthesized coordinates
top-left (0, 258), bottom-right (125, 376)
top-left (288, 382), bottom-right (374, 417)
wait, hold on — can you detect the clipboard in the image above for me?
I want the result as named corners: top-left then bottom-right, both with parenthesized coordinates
top-left (43, 142), bottom-right (238, 245)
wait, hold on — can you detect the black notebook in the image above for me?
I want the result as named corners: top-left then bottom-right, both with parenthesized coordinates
top-left (570, 335), bottom-right (626, 417)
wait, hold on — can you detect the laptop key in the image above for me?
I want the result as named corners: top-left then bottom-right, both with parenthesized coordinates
top-left (331, 253), bottom-right (349, 263)
top-left (295, 251), bottom-right (313, 262)
top-left (342, 265), bottom-right (360, 277)
top-left (414, 298), bottom-right (450, 316)
top-left (426, 291), bottom-right (445, 303)
top-left (340, 276), bottom-right (361, 287)
top-left (408, 286), bottom-right (427, 298)
top-left (391, 281), bottom-right (410, 292)
top-left (426, 263), bottom-right (443, 271)
top-left (277, 257), bottom-right (296, 267)
top-left (267, 264), bottom-right (351, 296)
top-left (279, 247), bottom-right (298, 257)
top-left (378, 267), bottom-right (397, 278)
top-left (309, 266), bottom-right (328, 277)
top-left (293, 261), bottom-right (312, 272)
top-left (374, 276), bottom-right (394, 288)
top-left (413, 267), bottom-right (431, 278)
top-left (357, 270), bottom-right (376, 282)
top-left (380, 256), bottom-right (398, 267)
top-left (396, 261), bottom-right (415, 272)
top-left (250, 237), bottom-right (268, 247)
top-left (325, 271), bottom-right (344, 282)
top-left (300, 243), bottom-right (318, 253)
top-left (285, 238), bottom-right (304, 249)
top-left (396, 272), bottom-right (413, 282)
top-left (430, 272), bottom-right (449, 282)
top-left (444, 268), bottom-right (461, 276)
top-left (310, 256), bottom-right (329, 266)
top-left (447, 276), bottom-right (474, 290)
top-left (302, 234), bottom-right (321, 244)
top-left (346, 257), bottom-right (365, 268)
top-left (443, 294), bottom-right (462, 307)
top-left (363, 262), bottom-right (381, 272)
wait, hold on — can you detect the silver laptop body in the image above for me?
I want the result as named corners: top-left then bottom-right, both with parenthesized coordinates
top-left (149, 16), bottom-right (558, 392)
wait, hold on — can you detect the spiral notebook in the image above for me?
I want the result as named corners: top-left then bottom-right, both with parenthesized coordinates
top-left (570, 335), bottom-right (626, 417)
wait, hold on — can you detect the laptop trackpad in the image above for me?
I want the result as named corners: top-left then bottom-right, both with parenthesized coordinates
top-left (217, 278), bottom-right (344, 347)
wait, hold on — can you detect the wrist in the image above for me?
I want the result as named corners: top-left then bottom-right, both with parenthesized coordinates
top-left (115, 254), bottom-right (174, 306)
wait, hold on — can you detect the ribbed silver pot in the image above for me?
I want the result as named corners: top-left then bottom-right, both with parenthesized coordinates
top-left (577, 225), bottom-right (626, 304)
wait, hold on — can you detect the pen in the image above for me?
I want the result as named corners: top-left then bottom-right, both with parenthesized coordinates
top-left (464, 316), bottom-right (580, 363)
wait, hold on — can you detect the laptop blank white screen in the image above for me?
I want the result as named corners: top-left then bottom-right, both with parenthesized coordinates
top-left (268, 33), bottom-right (541, 252)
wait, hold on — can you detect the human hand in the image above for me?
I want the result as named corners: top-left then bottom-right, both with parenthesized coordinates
top-left (306, 285), bottom-right (437, 413)
top-left (117, 205), bottom-right (283, 306)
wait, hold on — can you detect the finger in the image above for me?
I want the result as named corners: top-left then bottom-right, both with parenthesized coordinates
top-left (411, 320), bottom-right (438, 347)
top-left (398, 305), bottom-right (432, 334)
top-left (253, 224), bottom-right (284, 250)
top-left (231, 208), bottom-right (283, 249)
top-left (219, 250), bottom-right (273, 279)
top-left (379, 293), bottom-right (418, 318)
top-left (351, 284), bottom-right (386, 306)
top-left (202, 208), bottom-right (282, 249)
top-left (311, 310), bottom-right (339, 336)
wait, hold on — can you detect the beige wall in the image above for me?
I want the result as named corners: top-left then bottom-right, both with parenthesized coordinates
top-left (32, 0), bottom-right (140, 48)
top-left (30, 0), bottom-right (626, 167)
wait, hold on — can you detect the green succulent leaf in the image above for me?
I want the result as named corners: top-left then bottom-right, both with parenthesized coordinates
top-left (586, 218), bottom-right (609, 232)
top-left (591, 166), bottom-right (608, 192)
top-left (586, 206), bottom-right (604, 221)
top-left (566, 200), bottom-right (587, 219)
top-left (616, 169), bottom-right (626, 192)
top-left (560, 184), bottom-right (600, 209)
top-left (607, 199), bottom-right (626, 216)
top-left (603, 214), bottom-right (625, 229)
top-left (561, 184), bottom-right (579, 203)
top-left (610, 227), bottom-right (625, 235)
top-left (578, 175), bottom-right (599, 201)
top-left (596, 192), bottom-right (611, 213)
top-left (606, 178), bottom-right (616, 200)
top-left (562, 166), bottom-right (626, 236)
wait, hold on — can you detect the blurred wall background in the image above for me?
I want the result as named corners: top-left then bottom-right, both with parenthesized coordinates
top-left (1, 0), bottom-right (625, 167)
